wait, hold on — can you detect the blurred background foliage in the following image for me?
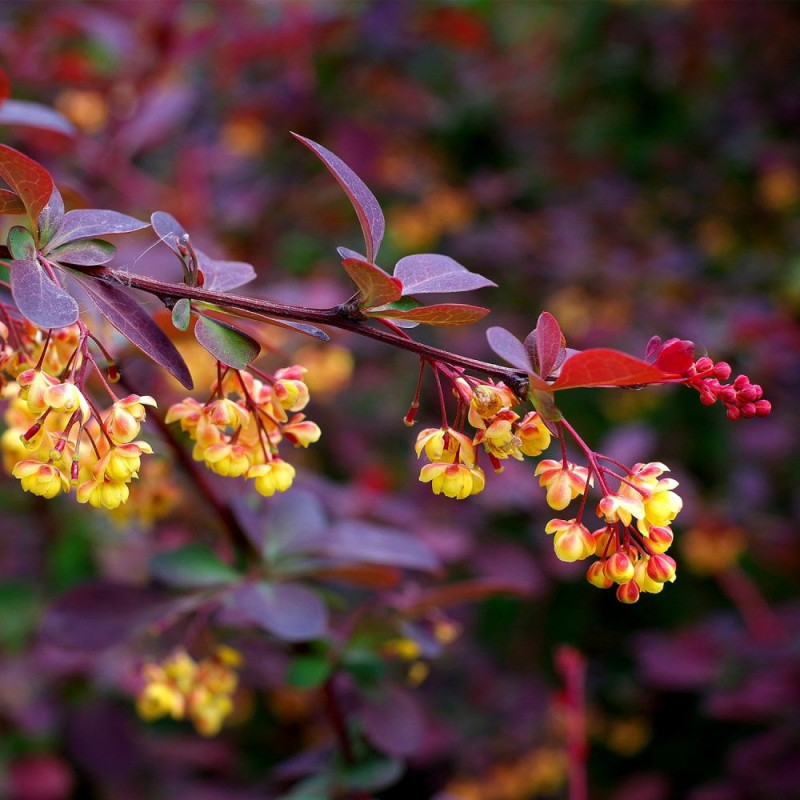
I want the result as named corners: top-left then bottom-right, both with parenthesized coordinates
top-left (0, 1), bottom-right (799, 799)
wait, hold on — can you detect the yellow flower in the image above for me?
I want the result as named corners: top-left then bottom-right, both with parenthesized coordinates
top-left (247, 459), bottom-right (296, 496)
top-left (544, 519), bottom-right (595, 562)
top-left (516, 411), bottom-right (551, 457)
top-left (597, 493), bottom-right (645, 526)
top-left (419, 462), bottom-right (485, 499)
top-left (202, 442), bottom-right (253, 477)
top-left (136, 681), bottom-right (185, 721)
top-left (94, 441), bottom-right (153, 482)
top-left (76, 477), bottom-right (130, 509)
top-left (282, 415), bottom-right (321, 448)
top-left (105, 394), bottom-right (157, 443)
top-left (535, 460), bottom-right (591, 511)
top-left (12, 459), bottom-right (69, 498)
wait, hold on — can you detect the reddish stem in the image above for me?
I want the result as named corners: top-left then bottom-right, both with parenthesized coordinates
top-left (556, 645), bottom-right (588, 800)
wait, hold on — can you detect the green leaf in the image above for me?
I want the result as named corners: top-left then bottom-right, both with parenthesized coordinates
top-left (171, 297), bottom-right (191, 331)
top-left (287, 654), bottom-right (333, 689)
top-left (150, 544), bottom-right (240, 589)
top-left (338, 756), bottom-right (403, 792)
top-left (194, 313), bottom-right (261, 369)
top-left (7, 224), bottom-right (36, 260)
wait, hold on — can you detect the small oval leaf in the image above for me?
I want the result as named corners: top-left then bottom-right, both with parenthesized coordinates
top-left (7, 225), bottom-right (36, 260)
top-left (171, 298), bottom-right (191, 331)
top-left (197, 250), bottom-right (256, 292)
top-left (362, 684), bottom-right (426, 757)
top-left (150, 544), bottom-right (240, 589)
top-left (48, 239), bottom-right (116, 266)
top-left (10, 258), bottom-right (79, 328)
top-left (194, 314), bottom-right (261, 369)
top-left (37, 186), bottom-right (65, 246)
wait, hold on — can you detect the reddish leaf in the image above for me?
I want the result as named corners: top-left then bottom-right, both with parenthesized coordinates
top-left (0, 143), bottom-right (53, 225)
top-left (400, 579), bottom-right (532, 613)
top-left (368, 302), bottom-right (490, 327)
top-left (293, 133), bottom-right (385, 264)
top-left (324, 522), bottom-right (439, 572)
top-left (39, 581), bottom-right (178, 652)
top-left (0, 189), bottom-right (24, 214)
top-left (68, 270), bottom-right (193, 388)
top-left (48, 239), bottom-right (116, 266)
top-left (528, 311), bottom-right (566, 379)
top-left (551, 348), bottom-right (670, 390)
top-left (362, 684), bottom-right (426, 757)
top-left (648, 337), bottom-right (695, 375)
top-left (10, 258), bottom-right (79, 328)
top-left (0, 100), bottom-right (76, 136)
top-left (305, 563), bottom-right (402, 590)
top-left (43, 209), bottom-right (149, 253)
top-left (0, 68), bottom-right (9, 104)
top-left (194, 313), bottom-right (261, 369)
top-left (230, 581), bottom-right (328, 642)
top-left (342, 256), bottom-right (402, 308)
top-left (394, 253), bottom-right (496, 295)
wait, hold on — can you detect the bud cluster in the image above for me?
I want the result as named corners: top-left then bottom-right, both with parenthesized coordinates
top-left (135, 647), bottom-right (241, 736)
top-left (165, 365), bottom-right (320, 497)
top-left (543, 461), bottom-right (681, 603)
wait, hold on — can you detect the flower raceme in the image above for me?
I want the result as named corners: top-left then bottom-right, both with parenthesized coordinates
top-left (165, 365), bottom-right (320, 497)
top-left (135, 648), bottom-right (241, 736)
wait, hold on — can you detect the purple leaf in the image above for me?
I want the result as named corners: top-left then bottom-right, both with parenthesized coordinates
top-left (196, 250), bottom-right (256, 292)
top-left (527, 312), bottom-right (566, 379)
top-left (39, 581), bottom-right (178, 652)
top-left (150, 210), bottom-right (186, 253)
top-left (323, 522), bottom-right (439, 572)
top-left (44, 209), bottom-right (149, 253)
top-left (0, 143), bottom-right (53, 224)
top-left (262, 489), bottom-right (328, 561)
top-left (293, 133), bottom-right (385, 264)
top-left (394, 253), bottom-right (496, 295)
top-left (486, 326), bottom-right (534, 373)
top-left (67, 270), bottom-right (193, 388)
top-left (48, 239), bottom-right (116, 266)
top-left (362, 683), bottom-right (426, 757)
top-left (230, 581), bottom-right (328, 642)
top-left (37, 185), bottom-right (65, 246)
top-left (171, 297), bottom-right (191, 331)
top-left (0, 99), bottom-right (76, 136)
top-left (10, 258), bottom-right (79, 328)
top-left (194, 313), bottom-right (261, 369)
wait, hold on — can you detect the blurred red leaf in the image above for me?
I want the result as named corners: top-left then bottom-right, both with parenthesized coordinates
top-left (400, 579), bottom-right (532, 613)
top-left (528, 311), bottom-right (566, 379)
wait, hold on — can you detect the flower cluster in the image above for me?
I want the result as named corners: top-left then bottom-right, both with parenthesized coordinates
top-left (165, 365), bottom-right (320, 497)
top-left (1, 323), bottom-right (156, 509)
top-left (541, 460), bottom-right (681, 603)
top-left (416, 381), bottom-right (552, 499)
top-left (135, 647), bottom-right (241, 736)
